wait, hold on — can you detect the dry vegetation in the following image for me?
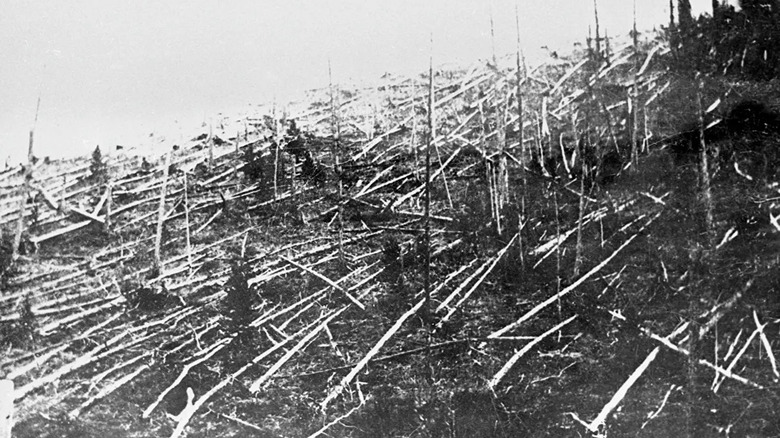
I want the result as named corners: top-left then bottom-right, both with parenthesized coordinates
top-left (2, 12), bottom-right (780, 438)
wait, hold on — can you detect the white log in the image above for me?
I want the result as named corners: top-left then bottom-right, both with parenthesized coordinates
top-left (321, 297), bottom-right (425, 411)
top-left (280, 256), bottom-right (365, 310)
top-left (587, 347), bottom-right (660, 432)
top-left (489, 315), bottom-right (578, 389)
top-left (490, 233), bottom-right (639, 339)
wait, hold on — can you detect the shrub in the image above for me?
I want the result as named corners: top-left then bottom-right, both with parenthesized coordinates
top-left (223, 260), bottom-right (257, 327)
top-left (89, 145), bottom-right (108, 183)
top-left (0, 295), bottom-right (36, 349)
top-left (0, 228), bottom-right (14, 279)
top-left (242, 143), bottom-right (266, 181)
top-left (123, 280), bottom-right (182, 312)
top-left (381, 235), bottom-right (403, 276)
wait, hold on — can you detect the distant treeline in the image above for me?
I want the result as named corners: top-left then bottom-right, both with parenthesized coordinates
top-left (673, 0), bottom-right (779, 80)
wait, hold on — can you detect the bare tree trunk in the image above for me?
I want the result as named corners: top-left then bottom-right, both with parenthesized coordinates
top-left (593, 0), bottom-right (602, 62)
top-left (669, 0), bottom-right (678, 59)
top-left (491, 165), bottom-right (502, 235)
top-left (13, 131), bottom-right (35, 261)
top-left (184, 172), bottom-right (192, 269)
top-left (489, 5), bottom-right (497, 67)
top-left (684, 249), bottom-right (702, 438)
top-left (12, 190), bottom-right (26, 262)
top-left (491, 84), bottom-right (508, 233)
top-left (630, 1), bottom-right (641, 172)
top-left (154, 151), bottom-right (172, 277)
top-left (574, 129), bottom-right (586, 278)
top-left (535, 113), bottom-right (548, 177)
top-left (477, 94), bottom-right (494, 224)
top-left (411, 84), bottom-right (420, 183)
top-left (289, 117), bottom-right (296, 196)
top-left (697, 78), bottom-right (715, 243)
top-left (540, 96), bottom-right (552, 177)
top-left (684, 280), bottom-right (697, 438)
top-left (207, 122), bottom-right (214, 173)
top-left (587, 25), bottom-right (593, 58)
top-left (643, 104), bottom-right (650, 154)
top-left (234, 130), bottom-right (240, 179)
top-left (104, 180), bottom-right (112, 234)
top-left (489, 2), bottom-right (507, 213)
top-left (515, 6), bottom-right (526, 167)
top-left (498, 88), bottom-right (509, 211)
top-left (328, 60), bottom-right (345, 265)
top-left (273, 118), bottom-right (280, 200)
top-left (516, 4), bottom-right (527, 268)
top-left (424, 38), bottom-right (434, 322)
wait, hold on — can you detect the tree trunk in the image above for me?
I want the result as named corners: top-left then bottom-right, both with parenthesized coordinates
top-left (104, 181), bottom-right (112, 234)
top-left (593, 0), bottom-right (602, 62)
top-left (328, 60), bottom-right (345, 265)
top-left (515, 6), bottom-right (527, 268)
top-left (424, 40), bottom-right (434, 322)
top-left (154, 151), bottom-right (172, 277)
top-left (697, 79), bottom-right (715, 244)
top-left (678, 0), bottom-right (693, 34)
top-left (207, 122), bottom-right (214, 173)
top-left (13, 131), bottom-right (35, 261)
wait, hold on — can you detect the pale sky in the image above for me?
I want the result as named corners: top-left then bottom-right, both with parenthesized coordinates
top-left (1, 0), bottom-right (724, 165)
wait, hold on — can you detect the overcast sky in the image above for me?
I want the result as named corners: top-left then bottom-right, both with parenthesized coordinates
top-left (1, 0), bottom-right (724, 165)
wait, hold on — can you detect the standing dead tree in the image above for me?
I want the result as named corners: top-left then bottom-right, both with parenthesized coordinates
top-left (207, 122), bottom-right (214, 173)
top-left (13, 122), bottom-right (38, 262)
top-left (593, 0), bottom-right (602, 63)
top-left (104, 180), bottom-right (113, 234)
top-left (515, 3), bottom-right (527, 267)
top-left (572, 109), bottom-right (587, 278)
top-left (328, 60), bottom-right (346, 265)
top-left (490, 7), bottom-right (508, 221)
top-left (233, 130), bottom-right (240, 179)
top-left (630, 0), bottom-right (641, 172)
top-left (153, 151), bottom-right (173, 277)
top-left (496, 85), bottom-right (509, 223)
top-left (410, 83), bottom-right (420, 185)
top-left (697, 78), bottom-right (715, 243)
top-left (424, 35), bottom-right (435, 325)
top-left (273, 102), bottom-right (281, 199)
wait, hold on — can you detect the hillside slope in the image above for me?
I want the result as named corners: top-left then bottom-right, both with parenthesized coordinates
top-left (2, 33), bottom-right (780, 437)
